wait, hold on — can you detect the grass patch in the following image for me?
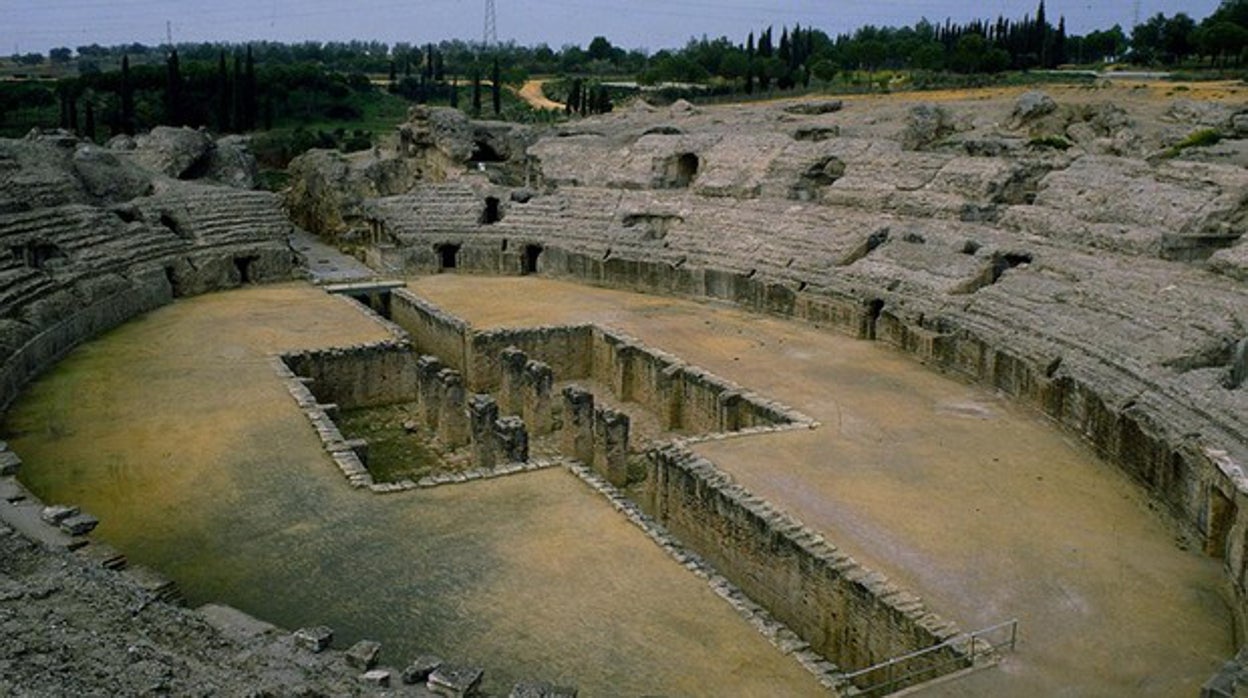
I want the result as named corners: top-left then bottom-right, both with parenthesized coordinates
top-left (1165, 128), bottom-right (1223, 158)
top-left (337, 402), bottom-right (466, 483)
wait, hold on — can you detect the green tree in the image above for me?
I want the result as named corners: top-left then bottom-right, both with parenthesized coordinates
top-left (165, 49), bottom-right (183, 125)
top-left (471, 68), bottom-right (481, 117)
top-left (120, 54), bottom-right (135, 135)
top-left (491, 57), bottom-right (501, 116)
top-left (216, 50), bottom-right (230, 132)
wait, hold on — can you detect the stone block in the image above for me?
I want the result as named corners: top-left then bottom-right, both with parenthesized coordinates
top-left (402, 654), bottom-right (444, 684)
top-left (438, 369), bottom-right (469, 448)
top-left (469, 394), bottom-right (500, 469)
top-left (428, 664), bottom-right (484, 697)
top-left (345, 639), bottom-right (382, 670)
top-left (593, 407), bottom-right (630, 487)
top-left (561, 385), bottom-right (595, 463)
top-left (495, 416), bottom-right (529, 464)
top-left (417, 355), bottom-right (445, 430)
top-left (40, 504), bottom-right (79, 525)
top-left (293, 626), bottom-right (334, 653)
top-left (360, 669), bottom-right (391, 687)
top-left (523, 360), bottom-right (554, 435)
top-left (59, 513), bottom-right (99, 536)
top-left (499, 346), bottom-right (529, 415)
top-left (0, 451), bottom-right (21, 476)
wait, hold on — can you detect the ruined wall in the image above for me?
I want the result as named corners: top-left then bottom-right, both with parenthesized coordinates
top-left (391, 289), bottom-right (470, 373)
top-left (647, 446), bottom-right (966, 686)
top-left (281, 341), bottom-right (417, 409)
top-left (466, 325), bottom-right (594, 393)
top-left (0, 269), bottom-right (172, 411)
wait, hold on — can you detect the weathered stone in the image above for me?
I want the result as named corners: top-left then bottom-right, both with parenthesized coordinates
top-left (510, 680), bottom-right (579, 698)
top-left (417, 355), bottom-right (445, 430)
top-left (428, 664), bottom-right (484, 697)
top-left (784, 100), bottom-right (843, 116)
top-left (345, 639), bottom-right (381, 670)
top-left (40, 504), bottom-right (77, 525)
top-left (360, 669), bottom-right (391, 687)
top-left (1013, 90), bottom-right (1057, 124)
top-left (592, 408), bottom-right (630, 487)
top-left (437, 369), bottom-right (470, 448)
top-left (495, 416), bottom-right (529, 464)
top-left (293, 626), bottom-right (334, 653)
top-left (902, 103), bottom-right (954, 150)
top-left (129, 126), bottom-right (214, 179)
top-left (58, 513), bottom-right (99, 536)
top-left (402, 654), bottom-right (444, 684)
top-left (469, 394), bottom-right (500, 469)
top-left (499, 346), bottom-right (529, 415)
top-left (561, 386), bottom-right (595, 464)
top-left (522, 360), bottom-right (554, 435)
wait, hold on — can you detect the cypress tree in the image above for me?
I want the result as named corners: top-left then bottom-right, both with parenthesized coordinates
top-left (388, 60), bottom-right (397, 87)
top-left (244, 46), bottom-right (257, 131)
top-left (68, 90), bottom-right (77, 133)
top-left (491, 57), bottom-right (501, 116)
top-left (166, 49), bottom-right (183, 126)
top-left (216, 50), bottom-right (230, 132)
top-left (84, 100), bottom-right (96, 143)
top-left (450, 76), bottom-right (459, 108)
top-left (120, 54), bottom-right (135, 135)
top-left (471, 68), bottom-right (481, 117)
top-left (232, 53), bottom-right (244, 133)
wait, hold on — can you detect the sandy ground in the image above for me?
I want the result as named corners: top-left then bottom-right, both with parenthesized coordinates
top-left (4, 282), bottom-right (823, 697)
top-left (406, 275), bottom-right (1232, 697)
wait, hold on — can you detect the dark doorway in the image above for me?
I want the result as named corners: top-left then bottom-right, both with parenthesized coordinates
top-left (481, 197), bottom-right (502, 225)
top-left (665, 152), bottom-right (700, 188)
top-left (866, 299), bottom-right (885, 340)
top-left (436, 243), bottom-right (461, 271)
top-left (522, 244), bottom-right (543, 275)
top-left (234, 255), bottom-right (258, 284)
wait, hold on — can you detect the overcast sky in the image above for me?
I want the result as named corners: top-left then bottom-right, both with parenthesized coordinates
top-left (4, 0), bottom-right (1225, 55)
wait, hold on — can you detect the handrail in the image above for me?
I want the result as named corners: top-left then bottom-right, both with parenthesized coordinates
top-left (840, 618), bottom-right (1018, 696)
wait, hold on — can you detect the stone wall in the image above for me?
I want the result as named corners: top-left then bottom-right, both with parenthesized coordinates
top-left (281, 341), bottom-right (418, 410)
top-left (647, 445), bottom-right (967, 688)
top-left (390, 289), bottom-right (470, 373)
top-left (389, 234), bottom-right (1248, 640)
top-left (467, 325), bottom-right (594, 393)
top-left (0, 269), bottom-right (172, 411)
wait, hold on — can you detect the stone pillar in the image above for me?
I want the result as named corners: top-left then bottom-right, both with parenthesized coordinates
top-left (469, 394), bottom-right (499, 469)
top-left (660, 364), bottom-right (684, 430)
top-left (523, 360), bottom-right (554, 435)
top-left (593, 407), bottom-right (630, 487)
top-left (437, 369), bottom-right (469, 449)
top-left (499, 346), bottom-right (528, 415)
top-left (561, 386), bottom-right (595, 464)
top-left (495, 416), bottom-right (529, 464)
top-left (417, 355), bottom-right (444, 431)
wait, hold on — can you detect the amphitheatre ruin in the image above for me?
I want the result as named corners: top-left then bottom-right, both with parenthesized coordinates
top-left (0, 78), bottom-right (1247, 697)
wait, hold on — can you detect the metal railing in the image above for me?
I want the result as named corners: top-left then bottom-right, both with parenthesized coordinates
top-left (840, 618), bottom-right (1019, 697)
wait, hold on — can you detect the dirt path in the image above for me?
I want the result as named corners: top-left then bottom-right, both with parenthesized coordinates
top-left (518, 79), bottom-right (564, 111)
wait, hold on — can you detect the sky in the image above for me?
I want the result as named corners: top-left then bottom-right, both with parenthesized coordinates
top-left (3, 0), bottom-right (1226, 56)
